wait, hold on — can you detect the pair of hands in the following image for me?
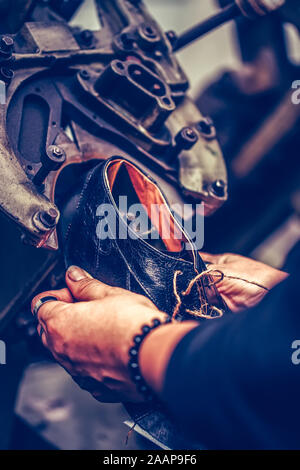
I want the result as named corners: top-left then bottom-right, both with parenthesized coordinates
top-left (31, 254), bottom-right (288, 403)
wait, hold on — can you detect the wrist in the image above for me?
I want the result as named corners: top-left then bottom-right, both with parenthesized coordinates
top-left (127, 314), bottom-right (172, 401)
top-left (267, 267), bottom-right (289, 289)
top-left (139, 320), bottom-right (198, 395)
top-left (119, 308), bottom-right (167, 371)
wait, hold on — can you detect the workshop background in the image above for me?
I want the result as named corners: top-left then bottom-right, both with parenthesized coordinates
top-left (0, 0), bottom-right (299, 450)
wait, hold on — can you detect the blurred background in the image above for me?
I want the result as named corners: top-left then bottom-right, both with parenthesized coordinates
top-left (0, 0), bottom-right (299, 450)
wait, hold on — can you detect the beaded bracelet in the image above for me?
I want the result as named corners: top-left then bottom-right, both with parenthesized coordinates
top-left (128, 316), bottom-right (173, 401)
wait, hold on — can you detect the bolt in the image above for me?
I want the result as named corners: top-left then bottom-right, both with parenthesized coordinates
top-left (46, 145), bottom-right (66, 164)
top-left (179, 127), bottom-right (198, 146)
top-left (38, 209), bottom-right (59, 228)
top-left (0, 36), bottom-right (14, 52)
top-left (52, 146), bottom-right (64, 158)
top-left (138, 24), bottom-right (160, 50)
top-left (168, 127), bottom-right (198, 162)
top-left (166, 30), bottom-right (177, 46)
top-left (142, 25), bottom-right (158, 39)
top-left (80, 69), bottom-right (90, 80)
top-left (211, 180), bottom-right (226, 198)
top-left (33, 146), bottom-right (66, 186)
top-left (80, 30), bottom-right (93, 46)
top-left (120, 32), bottom-right (135, 50)
top-left (0, 67), bottom-right (14, 85)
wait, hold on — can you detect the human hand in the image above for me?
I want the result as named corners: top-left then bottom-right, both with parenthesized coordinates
top-left (201, 252), bottom-right (288, 312)
top-left (31, 266), bottom-right (168, 403)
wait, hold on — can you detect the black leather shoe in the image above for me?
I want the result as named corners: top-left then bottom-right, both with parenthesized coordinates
top-left (58, 157), bottom-right (227, 449)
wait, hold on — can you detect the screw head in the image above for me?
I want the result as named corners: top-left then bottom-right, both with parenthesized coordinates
top-left (182, 127), bottom-right (197, 141)
top-left (47, 145), bottom-right (66, 162)
top-left (43, 145), bottom-right (66, 170)
top-left (52, 146), bottom-right (63, 158)
top-left (39, 209), bottom-right (59, 228)
top-left (80, 30), bottom-right (93, 46)
top-left (174, 127), bottom-right (198, 152)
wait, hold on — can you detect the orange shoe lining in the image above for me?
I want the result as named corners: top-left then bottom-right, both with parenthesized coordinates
top-left (106, 160), bottom-right (186, 252)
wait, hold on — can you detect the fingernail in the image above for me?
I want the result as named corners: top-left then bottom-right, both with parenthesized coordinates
top-left (67, 266), bottom-right (92, 282)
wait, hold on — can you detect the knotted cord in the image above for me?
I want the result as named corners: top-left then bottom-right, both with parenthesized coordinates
top-left (172, 268), bottom-right (270, 321)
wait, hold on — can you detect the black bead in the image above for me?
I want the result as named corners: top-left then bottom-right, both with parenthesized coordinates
top-left (138, 384), bottom-right (149, 394)
top-left (132, 374), bottom-right (142, 383)
top-left (129, 347), bottom-right (138, 357)
top-left (129, 319), bottom-right (173, 399)
top-left (134, 335), bottom-right (143, 345)
top-left (129, 361), bottom-right (139, 370)
top-left (142, 325), bottom-right (151, 335)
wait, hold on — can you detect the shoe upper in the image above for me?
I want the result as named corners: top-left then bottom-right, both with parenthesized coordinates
top-left (61, 157), bottom-right (226, 321)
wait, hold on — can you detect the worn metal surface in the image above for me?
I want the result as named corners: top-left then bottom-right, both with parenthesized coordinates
top-left (0, 0), bottom-right (228, 256)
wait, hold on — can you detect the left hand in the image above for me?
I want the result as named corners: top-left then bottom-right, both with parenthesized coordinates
top-left (31, 266), bottom-right (168, 403)
top-left (201, 252), bottom-right (288, 312)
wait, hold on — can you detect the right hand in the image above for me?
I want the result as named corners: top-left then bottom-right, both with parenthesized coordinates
top-left (31, 266), bottom-right (168, 403)
top-left (201, 252), bottom-right (288, 313)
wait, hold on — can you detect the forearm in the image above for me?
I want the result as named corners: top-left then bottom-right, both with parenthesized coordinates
top-left (139, 320), bottom-right (198, 393)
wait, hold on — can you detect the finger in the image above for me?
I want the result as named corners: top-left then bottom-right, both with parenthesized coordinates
top-left (37, 324), bottom-right (49, 348)
top-left (65, 265), bottom-right (120, 301)
top-left (31, 288), bottom-right (73, 314)
top-left (32, 297), bottom-right (68, 324)
top-left (200, 252), bottom-right (222, 264)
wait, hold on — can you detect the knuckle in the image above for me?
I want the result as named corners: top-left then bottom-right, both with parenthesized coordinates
top-left (108, 286), bottom-right (124, 296)
top-left (45, 316), bottom-right (57, 335)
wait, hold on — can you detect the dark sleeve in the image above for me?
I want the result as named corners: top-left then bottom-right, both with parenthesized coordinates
top-left (162, 244), bottom-right (300, 450)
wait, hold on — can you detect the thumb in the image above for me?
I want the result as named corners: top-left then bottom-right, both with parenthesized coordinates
top-left (65, 266), bottom-right (111, 301)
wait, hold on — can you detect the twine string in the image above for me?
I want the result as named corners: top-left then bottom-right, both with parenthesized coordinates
top-left (172, 268), bottom-right (270, 320)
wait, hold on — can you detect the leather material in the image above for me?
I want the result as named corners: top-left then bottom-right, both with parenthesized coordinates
top-left (59, 157), bottom-right (227, 449)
